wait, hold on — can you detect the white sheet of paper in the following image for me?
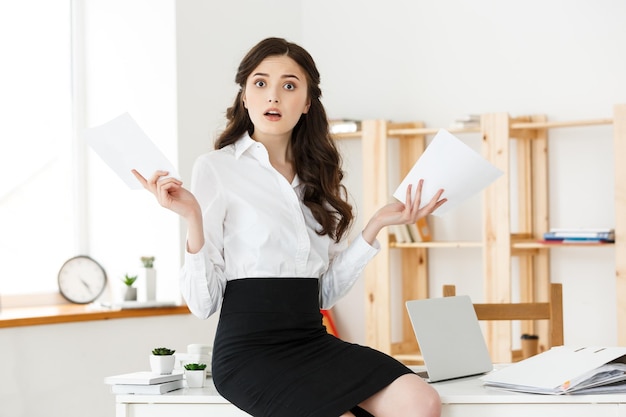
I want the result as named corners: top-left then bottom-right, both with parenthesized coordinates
top-left (83, 113), bottom-right (180, 190)
top-left (393, 129), bottom-right (503, 216)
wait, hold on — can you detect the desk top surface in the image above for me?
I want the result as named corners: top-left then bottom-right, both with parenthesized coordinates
top-left (116, 371), bottom-right (626, 405)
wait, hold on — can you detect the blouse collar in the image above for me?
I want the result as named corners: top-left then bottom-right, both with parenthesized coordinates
top-left (233, 133), bottom-right (301, 188)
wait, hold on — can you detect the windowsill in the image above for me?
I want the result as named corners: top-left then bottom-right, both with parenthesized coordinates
top-left (0, 303), bottom-right (190, 328)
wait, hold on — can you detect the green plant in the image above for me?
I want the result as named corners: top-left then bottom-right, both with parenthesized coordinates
top-left (184, 363), bottom-right (207, 371)
top-left (121, 274), bottom-right (137, 287)
top-left (141, 256), bottom-right (155, 268)
top-left (151, 347), bottom-right (175, 355)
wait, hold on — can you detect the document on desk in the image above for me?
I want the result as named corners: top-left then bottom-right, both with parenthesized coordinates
top-left (481, 346), bottom-right (626, 395)
top-left (83, 112), bottom-right (180, 190)
top-left (393, 129), bottom-right (503, 216)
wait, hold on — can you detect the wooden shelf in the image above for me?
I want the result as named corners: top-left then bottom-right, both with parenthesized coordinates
top-left (358, 105), bottom-right (626, 363)
top-left (331, 131), bottom-right (362, 140)
top-left (0, 303), bottom-right (190, 328)
top-left (391, 241), bottom-right (483, 249)
top-left (512, 240), bottom-right (615, 249)
top-left (510, 118), bottom-right (613, 130)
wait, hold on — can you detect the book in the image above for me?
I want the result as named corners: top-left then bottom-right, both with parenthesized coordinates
top-left (405, 223), bottom-right (419, 242)
top-left (541, 238), bottom-right (613, 244)
top-left (396, 224), bottom-right (412, 243)
top-left (545, 228), bottom-right (614, 237)
top-left (393, 218), bottom-right (432, 244)
top-left (549, 227), bottom-right (614, 234)
top-left (110, 379), bottom-right (184, 395)
top-left (414, 217), bottom-right (432, 242)
top-left (104, 371), bottom-right (183, 386)
top-left (543, 228), bottom-right (614, 242)
top-left (390, 225), bottom-right (407, 243)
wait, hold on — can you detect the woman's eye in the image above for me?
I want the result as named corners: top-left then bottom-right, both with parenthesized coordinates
top-left (284, 83), bottom-right (295, 91)
top-left (255, 80), bottom-right (266, 87)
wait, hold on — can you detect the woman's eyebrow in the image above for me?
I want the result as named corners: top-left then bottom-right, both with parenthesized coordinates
top-left (252, 72), bottom-right (300, 81)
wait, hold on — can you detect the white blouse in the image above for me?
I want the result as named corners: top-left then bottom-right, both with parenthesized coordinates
top-left (179, 133), bottom-right (380, 319)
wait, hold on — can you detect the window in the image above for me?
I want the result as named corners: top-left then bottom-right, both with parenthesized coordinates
top-left (0, 1), bottom-right (76, 296)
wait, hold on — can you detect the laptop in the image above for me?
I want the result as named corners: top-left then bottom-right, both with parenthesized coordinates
top-left (405, 295), bottom-right (493, 382)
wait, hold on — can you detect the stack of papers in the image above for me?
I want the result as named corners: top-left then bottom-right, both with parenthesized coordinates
top-left (481, 346), bottom-right (626, 395)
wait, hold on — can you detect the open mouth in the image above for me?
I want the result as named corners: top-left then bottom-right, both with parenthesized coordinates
top-left (264, 109), bottom-right (282, 120)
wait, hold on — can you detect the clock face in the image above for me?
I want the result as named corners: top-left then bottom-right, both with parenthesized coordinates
top-left (58, 255), bottom-right (107, 304)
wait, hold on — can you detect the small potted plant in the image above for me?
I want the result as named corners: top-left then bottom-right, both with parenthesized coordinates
top-left (150, 347), bottom-right (176, 375)
top-left (183, 363), bottom-right (207, 388)
top-left (138, 256), bottom-right (157, 302)
top-left (121, 274), bottom-right (138, 301)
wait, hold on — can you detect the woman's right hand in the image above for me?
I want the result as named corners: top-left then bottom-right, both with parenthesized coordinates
top-left (131, 169), bottom-right (201, 220)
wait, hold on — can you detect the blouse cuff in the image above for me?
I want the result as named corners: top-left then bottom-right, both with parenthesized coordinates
top-left (347, 232), bottom-right (380, 265)
top-left (184, 245), bottom-right (207, 273)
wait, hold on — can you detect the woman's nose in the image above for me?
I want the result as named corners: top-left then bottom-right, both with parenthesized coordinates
top-left (267, 86), bottom-right (280, 103)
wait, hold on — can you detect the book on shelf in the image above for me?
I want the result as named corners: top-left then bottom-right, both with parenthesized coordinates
top-left (392, 224), bottom-right (412, 243)
top-left (415, 217), bottom-right (432, 242)
top-left (543, 228), bottom-right (614, 243)
top-left (109, 378), bottom-right (184, 395)
top-left (391, 218), bottom-right (432, 243)
top-left (104, 371), bottom-right (183, 386)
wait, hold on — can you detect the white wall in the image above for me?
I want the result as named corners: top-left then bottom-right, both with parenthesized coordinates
top-left (2, 1), bottom-right (625, 416)
top-left (0, 315), bottom-right (215, 417)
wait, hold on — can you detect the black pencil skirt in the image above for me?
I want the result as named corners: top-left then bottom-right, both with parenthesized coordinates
top-left (211, 278), bottom-right (414, 417)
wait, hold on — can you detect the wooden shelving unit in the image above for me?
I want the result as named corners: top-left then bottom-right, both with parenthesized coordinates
top-left (334, 104), bottom-right (626, 363)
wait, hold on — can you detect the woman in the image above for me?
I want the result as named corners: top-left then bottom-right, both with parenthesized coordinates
top-left (133, 37), bottom-right (446, 417)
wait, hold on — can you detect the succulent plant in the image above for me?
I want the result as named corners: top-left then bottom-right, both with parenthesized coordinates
top-left (121, 274), bottom-right (138, 287)
top-left (184, 363), bottom-right (207, 371)
top-left (152, 347), bottom-right (175, 355)
top-left (141, 256), bottom-right (155, 268)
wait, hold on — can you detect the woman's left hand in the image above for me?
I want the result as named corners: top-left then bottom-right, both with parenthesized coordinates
top-left (362, 179), bottom-right (446, 245)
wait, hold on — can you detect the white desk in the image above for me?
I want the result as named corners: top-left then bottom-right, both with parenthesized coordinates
top-left (116, 376), bottom-right (626, 417)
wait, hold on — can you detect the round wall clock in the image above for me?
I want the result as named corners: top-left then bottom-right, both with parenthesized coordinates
top-left (57, 255), bottom-right (108, 304)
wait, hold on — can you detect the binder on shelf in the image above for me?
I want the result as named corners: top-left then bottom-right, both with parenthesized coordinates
top-left (414, 217), bottom-right (432, 242)
top-left (481, 346), bottom-right (626, 395)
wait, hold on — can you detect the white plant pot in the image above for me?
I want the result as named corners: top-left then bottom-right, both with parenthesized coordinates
top-left (150, 354), bottom-right (175, 375)
top-left (137, 268), bottom-right (157, 302)
top-left (185, 369), bottom-right (205, 388)
top-left (122, 286), bottom-right (137, 301)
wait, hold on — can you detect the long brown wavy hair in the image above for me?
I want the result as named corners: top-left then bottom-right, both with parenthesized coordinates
top-left (215, 37), bottom-right (353, 242)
